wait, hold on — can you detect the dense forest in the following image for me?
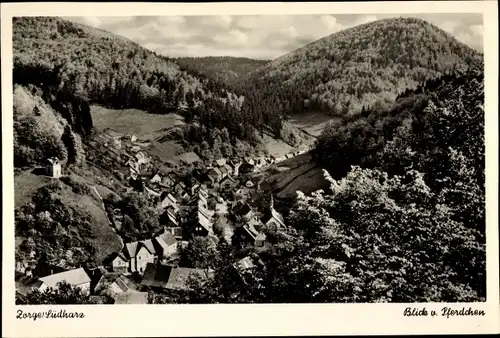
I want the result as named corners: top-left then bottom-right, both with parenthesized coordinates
top-left (174, 56), bottom-right (269, 87)
top-left (238, 17), bottom-right (482, 122)
top-left (12, 17), bottom-right (283, 152)
top-left (150, 68), bottom-right (486, 303)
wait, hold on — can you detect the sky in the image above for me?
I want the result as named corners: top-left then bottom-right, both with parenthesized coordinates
top-left (65, 13), bottom-right (483, 60)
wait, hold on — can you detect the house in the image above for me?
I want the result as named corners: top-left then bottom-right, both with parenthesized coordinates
top-left (130, 145), bottom-right (141, 153)
top-left (261, 196), bottom-right (286, 230)
top-left (15, 274), bottom-right (45, 297)
top-left (160, 192), bottom-right (178, 211)
top-left (228, 160), bottom-right (241, 176)
top-left (160, 209), bottom-right (179, 228)
top-left (239, 162), bottom-right (255, 174)
top-left (153, 232), bottom-right (179, 259)
top-left (110, 252), bottom-right (130, 274)
top-left (164, 226), bottom-right (183, 240)
top-left (109, 276), bottom-right (132, 295)
top-left (215, 158), bottom-right (227, 167)
top-left (223, 163), bottom-right (233, 176)
top-left (233, 201), bottom-right (253, 220)
top-left (233, 222), bottom-right (266, 248)
top-left (185, 209), bottom-right (213, 238)
top-left (215, 202), bottom-right (229, 215)
top-left (173, 181), bottom-right (187, 198)
top-left (245, 180), bottom-right (255, 188)
top-left (219, 166), bottom-right (229, 180)
top-left (150, 173), bottom-right (162, 184)
top-left (135, 151), bottom-right (148, 165)
top-left (46, 158), bottom-right (62, 178)
top-left (207, 167), bottom-right (223, 185)
top-left (144, 186), bottom-right (161, 199)
top-left (141, 264), bottom-right (209, 291)
top-left (234, 187), bottom-right (250, 199)
top-left (219, 175), bottom-right (237, 190)
top-left (130, 134), bottom-right (138, 142)
top-left (185, 177), bottom-right (201, 196)
top-left (114, 291), bottom-right (149, 304)
top-left (38, 268), bottom-right (92, 294)
top-left (122, 241), bottom-right (158, 274)
top-left (160, 174), bottom-right (176, 189)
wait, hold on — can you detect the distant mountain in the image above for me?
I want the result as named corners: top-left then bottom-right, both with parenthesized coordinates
top-left (243, 17), bottom-right (483, 119)
top-left (174, 56), bottom-right (270, 87)
top-left (13, 17), bottom-right (283, 162)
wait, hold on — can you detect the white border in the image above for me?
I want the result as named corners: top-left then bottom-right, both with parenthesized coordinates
top-left (2, 2), bottom-right (499, 337)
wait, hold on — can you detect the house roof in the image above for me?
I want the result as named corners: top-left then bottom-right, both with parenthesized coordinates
top-left (242, 224), bottom-right (261, 240)
top-left (216, 158), bottom-right (227, 166)
top-left (157, 232), bottom-right (177, 247)
top-left (114, 291), bottom-right (148, 304)
top-left (235, 256), bottom-right (255, 270)
top-left (164, 227), bottom-right (183, 238)
top-left (141, 263), bottom-right (172, 288)
top-left (15, 275), bottom-right (44, 296)
top-left (112, 276), bottom-right (130, 293)
top-left (47, 157), bottom-right (60, 165)
top-left (234, 202), bottom-right (252, 216)
top-left (262, 208), bottom-right (285, 228)
top-left (142, 239), bottom-right (158, 255)
top-left (219, 166), bottom-right (228, 175)
top-left (39, 268), bottom-right (91, 288)
top-left (125, 241), bottom-right (140, 259)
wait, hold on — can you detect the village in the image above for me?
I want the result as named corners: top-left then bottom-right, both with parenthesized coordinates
top-left (15, 128), bottom-right (310, 304)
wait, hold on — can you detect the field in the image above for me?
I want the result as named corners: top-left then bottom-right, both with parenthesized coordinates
top-left (251, 152), bottom-right (330, 201)
top-left (91, 106), bottom-right (185, 140)
top-left (262, 134), bottom-right (295, 158)
top-left (288, 111), bottom-right (340, 137)
top-left (14, 170), bottom-right (53, 209)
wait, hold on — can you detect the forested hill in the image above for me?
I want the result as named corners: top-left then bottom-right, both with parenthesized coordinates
top-left (242, 17), bottom-right (483, 119)
top-left (12, 17), bottom-right (246, 140)
top-left (174, 56), bottom-right (269, 87)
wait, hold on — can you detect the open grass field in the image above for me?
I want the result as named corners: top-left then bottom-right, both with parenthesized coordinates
top-left (252, 152), bottom-right (330, 201)
top-left (14, 170), bottom-right (53, 209)
top-left (288, 111), bottom-right (341, 137)
top-left (91, 106), bottom-right (185, 140)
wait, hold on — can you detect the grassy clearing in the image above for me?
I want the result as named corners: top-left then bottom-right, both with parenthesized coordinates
top-left (52, 184), bottom-right (123, 264)
top-left (288, 111), bottom-right (340, 137)
top-left (262, 134), bottom-right (295, 158)
top-left (253, 152), bottom-right (330, 200)
top-left (14, 170), bottom-right (52, 209)
top-left (91, 106), bottom-right (185, 140)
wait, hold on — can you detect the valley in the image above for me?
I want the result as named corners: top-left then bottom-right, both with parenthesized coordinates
top-left (12, 15), bottom-right (486, 305)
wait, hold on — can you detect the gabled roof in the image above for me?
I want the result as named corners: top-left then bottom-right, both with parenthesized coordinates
top-left (242, 224), bottom-right (260, 240)
top-left (216, 158), bottom-right (227, 166)
top-left (235, 256), bottom-right (255, 271)
top-left (112, 276), bottom-right (130, 293)
top-left (142, 264), bottom-right (211, 291)
top-left (262, 208), bottom-right (285, 228)
top-left (157, 232), bottom-right (177, 247)
top-left (164, 227), bottom-right (183, 238)
top-left (114, 291), bottom-right (148, 304)
top-left (47, 157), bottom-right (60, 165)
top-left (125, 241), bottom-right (140, 259)
top-left (141, 239), bottom-right (158, 255)
top-left (223, 164), bottom-right (233, 172)
top-left (208, 167), bottom-right (222, 176)
top-left (39, 268), bottom-right (91, 288)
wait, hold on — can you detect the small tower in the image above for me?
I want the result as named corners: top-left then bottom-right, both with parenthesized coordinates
top-left (47, 158), bottom-right (62, 178)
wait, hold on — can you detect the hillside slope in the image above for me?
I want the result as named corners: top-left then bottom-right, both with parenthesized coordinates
top-left (13, 17), bottom-right (307, 158)
top-left (243, 17), bottom-right (483, 120)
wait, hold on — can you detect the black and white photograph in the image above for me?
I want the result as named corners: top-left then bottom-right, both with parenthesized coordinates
top-left (2, 1), bottom-right (499, 337)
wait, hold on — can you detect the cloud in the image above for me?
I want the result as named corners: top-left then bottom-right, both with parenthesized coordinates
top-left (64, 14), bottom-right (483, 59)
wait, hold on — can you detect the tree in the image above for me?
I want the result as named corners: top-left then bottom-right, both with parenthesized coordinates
top-left (181, 236), bottom-right (219, 271)
top-left (16, 281), bottom-right (97, 305)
